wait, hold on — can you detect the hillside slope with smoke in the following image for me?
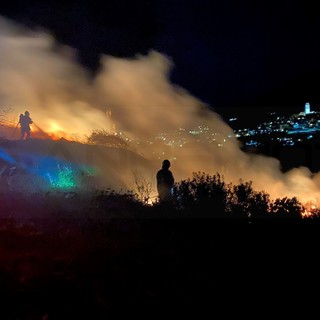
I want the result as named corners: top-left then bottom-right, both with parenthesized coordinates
top-left (0, 138), bottom-right (156, 195)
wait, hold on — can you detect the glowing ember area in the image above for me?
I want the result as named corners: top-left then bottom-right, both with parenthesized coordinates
top-left (3, 123), bottom-right (69, 140)
top-left (301, 202), bottom-right (319, 218)
top-left (2, 16), bottom-right (320, 206)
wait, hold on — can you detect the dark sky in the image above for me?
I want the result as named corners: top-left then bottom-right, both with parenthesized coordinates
top-left (1, 0), bottom-right (320, 119)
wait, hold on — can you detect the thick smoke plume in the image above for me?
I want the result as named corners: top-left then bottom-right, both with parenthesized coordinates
top-left (1, 16), bottom-right (320, 204)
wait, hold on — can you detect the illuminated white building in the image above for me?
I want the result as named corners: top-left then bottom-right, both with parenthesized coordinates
top-left (305, 102), bottom-right (311, 114)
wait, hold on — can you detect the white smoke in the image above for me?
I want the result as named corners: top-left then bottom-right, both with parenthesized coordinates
top-left (1, 15), bottom-right (320, 204)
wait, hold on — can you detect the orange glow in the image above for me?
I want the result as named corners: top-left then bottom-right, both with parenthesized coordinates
top-left (48, 121), bottom-right (63, 133)
top-left (301, 202), bottom-right (318, 218)
top-left (1, 122), bottom-right (77, 141)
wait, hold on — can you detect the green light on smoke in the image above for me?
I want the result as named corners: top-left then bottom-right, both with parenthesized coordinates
top-left (46, 165), bottom-right (98, 190)
top-left (56, 167), bottom-right (76, 188)
top-left (48, 167), bottom-right (76, 189)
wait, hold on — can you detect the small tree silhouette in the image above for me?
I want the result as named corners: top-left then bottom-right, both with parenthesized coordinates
top-left (133, 171), bottom-right (154, 205)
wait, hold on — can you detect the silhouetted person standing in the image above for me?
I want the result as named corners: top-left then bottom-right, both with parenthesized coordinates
top-left (19, 111), bottom-right (33, 140)
top-left (156, 159), bottom-right (174, 202)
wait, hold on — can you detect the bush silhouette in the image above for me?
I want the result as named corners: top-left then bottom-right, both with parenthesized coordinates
top-left (172, 172), bottom-right (305, 220)
top-left (227, 180), bottom-right (270, 220)
top-left (173, 172), bottom-right (230, 218)
top-left (269, 197), bottom-right (303, 219)
top-left (87, 129), bottom-right (128, 148)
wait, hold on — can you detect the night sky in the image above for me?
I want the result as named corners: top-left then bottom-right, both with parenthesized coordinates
top-left (1, 0), bottom-right (320, 121)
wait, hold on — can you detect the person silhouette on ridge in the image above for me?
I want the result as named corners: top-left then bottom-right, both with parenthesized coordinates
top-left (19, 111), bottom-right (33, 140)
top-left (156, 159), bottom-right (175, 202)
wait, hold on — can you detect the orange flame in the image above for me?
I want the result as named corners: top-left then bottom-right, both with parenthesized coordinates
top-left (0, 122), bottom-right (77, 142)
top-left (301, 202), bottom-right (318, 218)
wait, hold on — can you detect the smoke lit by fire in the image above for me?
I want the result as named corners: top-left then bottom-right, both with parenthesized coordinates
top-left (1, 16), bottom-right (320, 209)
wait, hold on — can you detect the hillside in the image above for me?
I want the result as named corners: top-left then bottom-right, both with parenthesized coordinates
top-left (0, 137), bottom-right (156, 194)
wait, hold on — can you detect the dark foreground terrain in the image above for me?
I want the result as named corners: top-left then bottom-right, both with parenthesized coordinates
top-left (0, 190), bottom-right (319, 319)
